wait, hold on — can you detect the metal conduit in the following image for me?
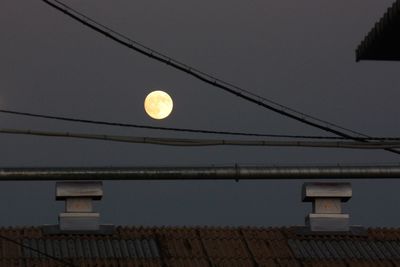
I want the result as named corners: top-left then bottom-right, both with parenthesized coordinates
top-left (1, 165), bottom-right (400, 180)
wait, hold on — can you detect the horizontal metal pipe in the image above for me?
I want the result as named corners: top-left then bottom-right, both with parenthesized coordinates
top-left (0, 165), bottom-right (400, 181)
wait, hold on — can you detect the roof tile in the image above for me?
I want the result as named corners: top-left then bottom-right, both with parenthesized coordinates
top-left (1, 226), bottom-right (400, 266)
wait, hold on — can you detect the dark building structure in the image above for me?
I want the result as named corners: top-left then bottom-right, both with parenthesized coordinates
top-left (1, 226), bottom-right (400, 267)
top-left (356, 0), bottom-right (400, 61)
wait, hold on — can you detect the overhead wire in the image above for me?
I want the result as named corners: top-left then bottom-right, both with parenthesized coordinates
top-left (39, 0), bottom-right (400, 155)
top-left (0, 109), bottom-right (339, 139)
top-left (44, 0), bottom-right (365, 138)
top-left (3, 109), bottom-right (400, 141)
top-left (2, 128), bottom-right (400, 149)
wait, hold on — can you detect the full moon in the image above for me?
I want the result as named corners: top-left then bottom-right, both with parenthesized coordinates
top-left (144, 90), bottom-right (173, 120)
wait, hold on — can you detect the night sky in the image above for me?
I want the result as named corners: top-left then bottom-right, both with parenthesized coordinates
top-left (0, 0), bottom-right (400, 227)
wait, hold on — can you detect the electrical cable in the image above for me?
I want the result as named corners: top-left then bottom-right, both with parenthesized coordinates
top-left (45, 0), bottom-right (365, 138)
top-left (39, 0), bottom-right (400, 155)
top-left (0, 109), bottom-right (339, 139)
top-left (0, 234), bottom-right (77, 267)
top-left (2, 128), bottom-right (400, 149)
top-left (3, 109), bottom-right (400, 141)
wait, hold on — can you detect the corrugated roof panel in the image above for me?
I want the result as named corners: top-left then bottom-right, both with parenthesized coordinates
top-left (91, 239), bottom-right (101, 258)
top-left (354, 240), bottom-right (372, 260)
top-left (290, 239), bottom-right (308, 259)
top-left (67, 239), bottom-right (77, 259)
top-left (202, 238), bottom-right (250, 259)
top-left (332, 240), bottom-right (349, 259)
top-left (342, 240), bottom-right (362, 259)
top-left (52, 239), bottom-right (62, 259)
top-left (126, 240), bottom-right (138, 258)
top-left (308, 240), bottom-right (326, 259)
top-left (302, 240), bottom-right (318, 259)
top-left (81, 239), bottom-right (91, 258)
top-left (340, 240), bottom-right (358, 259)
top-left (324, 241), bottom-right (341, 259)
top-left (369, 241), bottom-right (394, 259)
top-left (341, 240), bottom-right (361, 260)
top-left (247, 238), bottom-right (275, 259)
top-left (149, 239), bottom-right (160, 258)
top-left (21, 239), bottom-right (31, 259)
top-left (5, 226), bottom-right (400, 265)
top-left (374, 243), bottom-right (392, 262)
top-left (60, 239), bottom-right (69, 258)
top-left (384, 241), bottom-right (400, 260)
top-left (37, 239), bottom-right (46, 259)
top-left (273, 239), bottom-right (295, 259)
top-left (142, 239), bottom-right (153, 258)
top-left (315, 241), bottom-right (333, 259)
top-left (29, 239), bottom-right (39, 259)
top-left (97, 239), bottom-right (106, 258)
top-left (119, 239), bottom-right (130, 258)
top-left (17, 238), bottom-right (160, 260)
top-left (112, 239), bottom-right (122, 258)
top-left (159, 238), bottom-right (205, 258)
top-left (74, 239), bottom-right (83, 258)
top-left (134, 239), bottom-right (145, 258)
top-left (105, 239), bottom-right (116, 258)
top-left (361, 241), bottom-right (379, 260)
top-left (45, 239), bottom-right (54, 259)
top-left (288, 238), bottom-right (400, 262)
top-left (384, 241), bottom-right (400, 259)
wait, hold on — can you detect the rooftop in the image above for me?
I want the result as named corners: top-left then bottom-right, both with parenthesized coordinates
top-left (2, 225), bottom-right (400, 266)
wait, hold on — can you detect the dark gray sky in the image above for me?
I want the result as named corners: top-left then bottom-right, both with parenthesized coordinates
top-left (0, 0), bottom-right (399, 227)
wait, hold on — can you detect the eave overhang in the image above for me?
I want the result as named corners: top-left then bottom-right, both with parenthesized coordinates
top-left (356, 0), bottom-right (400, 61)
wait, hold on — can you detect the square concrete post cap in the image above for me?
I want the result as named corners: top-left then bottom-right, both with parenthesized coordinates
top-left (56, 181), bottom-right (103, 200)
top-left (302, 182), bottom-right (352, 202)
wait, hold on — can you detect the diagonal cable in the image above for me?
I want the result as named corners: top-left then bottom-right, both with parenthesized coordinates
top-left (3, 109), bottom-right (400, 141)
top-left (0, 109), bottom-right (340, 139)
top-left (39, 0), bottom-right (400, 155)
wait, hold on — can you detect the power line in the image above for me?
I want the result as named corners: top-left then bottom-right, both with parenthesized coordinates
top-left (39, 0), bottom-right (400, 155)
top-left (3, 128), bottom-right (400, 149)
top-left (45, 0), bottom-right (365, 138)
top-left (3, 109), bottom-right (400, 141)
top-left (0, 234), bottom-right (77, 267)
top-left (0, 109), bottom-right (338, 139)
